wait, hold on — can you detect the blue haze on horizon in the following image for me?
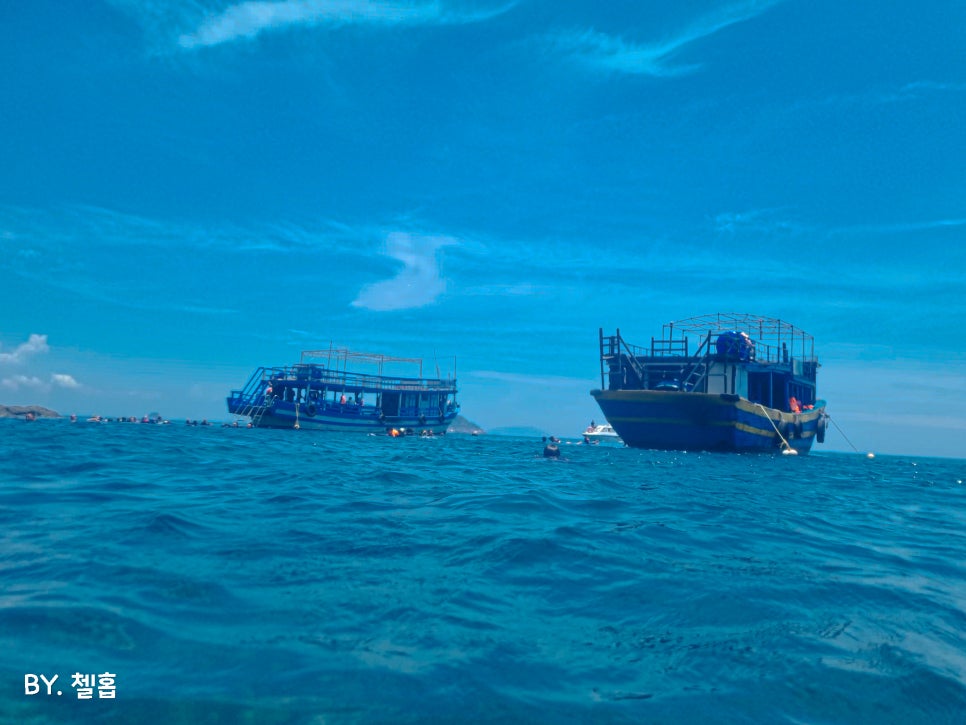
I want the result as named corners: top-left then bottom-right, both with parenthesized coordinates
top-left (1, 0), bottom-right (964, 458)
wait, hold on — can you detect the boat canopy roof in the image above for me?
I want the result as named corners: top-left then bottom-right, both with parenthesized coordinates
top-left (300, 346), bottom-right (426, 376)
top-left (663, 313), bottom-right (815, 362)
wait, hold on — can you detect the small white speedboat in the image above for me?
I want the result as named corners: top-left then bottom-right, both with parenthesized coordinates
top-left (582, 423), bottom-right (623, 445)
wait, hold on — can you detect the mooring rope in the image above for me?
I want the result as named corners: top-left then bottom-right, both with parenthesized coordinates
top-left (826, 414), bottom-right (859, 453)
top-left (755, 403), bottom-right (792, 452)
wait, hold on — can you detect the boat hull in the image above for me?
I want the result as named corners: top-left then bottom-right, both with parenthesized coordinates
top-left (227, 398), bottom-right (455, 434)
top-left (591, 389), bottom-right (825, 453)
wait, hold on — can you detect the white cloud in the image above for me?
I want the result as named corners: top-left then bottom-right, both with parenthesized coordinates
top-left (0, 334), bottom-right (49, 365)
top-left (352, 231), bottom-right (457, 311)
top-left (549, 0), bottom-right (784, 77)
top-left (0, 372), bottom-right (82, 392)
top-left (52, 373), bottom-right (81, 389)
top-left (179, 0), bottom-right (516, 49)
top-left (1, 375), bottom-right (48, 392)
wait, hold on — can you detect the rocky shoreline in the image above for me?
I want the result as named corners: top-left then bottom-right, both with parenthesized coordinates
top-left (0, 405), bottom-right (61, 419)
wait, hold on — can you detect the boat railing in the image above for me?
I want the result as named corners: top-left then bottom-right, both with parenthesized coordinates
top-left (650, 336), bottom-right (689, 357)
top-left (599, 329), bottom-right (650, 389)
top-left (229, 366), bottom-right (271, 402)
top-left (618, 332), bottom-right (817, 367)
top-left (266, 365), bottom-right (455, 393)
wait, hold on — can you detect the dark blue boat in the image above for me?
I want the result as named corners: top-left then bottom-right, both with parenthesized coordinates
top-left (591, 314), bottom-right (828, 453)
top-left (227, 347), bottom-right (459, 434)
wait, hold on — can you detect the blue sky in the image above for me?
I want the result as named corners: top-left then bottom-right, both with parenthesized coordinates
top-left (1, 0), bottom-right (964, 457)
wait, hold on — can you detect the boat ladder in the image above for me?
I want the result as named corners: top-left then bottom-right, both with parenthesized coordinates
top-left (680, 360), bottom-right (709, 391)
top-left (679, 335), bottom-right (713, 392)
top-left (236, 397), bottom-right (269, 427)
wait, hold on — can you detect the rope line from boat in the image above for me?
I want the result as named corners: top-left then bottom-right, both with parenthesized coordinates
top-left (754, 404), bottom-right (794, 454)
top-left (826, 414), bottom-right (859, 453)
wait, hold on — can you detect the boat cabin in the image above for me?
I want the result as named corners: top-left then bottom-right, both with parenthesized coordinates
top-left (599, 314), bottom-right (819, 413)
top-left (227, 346), bottom-right (458, 426)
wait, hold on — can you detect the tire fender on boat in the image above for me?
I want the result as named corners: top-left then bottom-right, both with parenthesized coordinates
top-left (305, 404), bottom-right (317, 417)
top-left (816, 413), bottom-right (827, 443)
top-left (793, 416), bottom-right (803, 439)
top-left (778, 419), bottom-right (790, 439)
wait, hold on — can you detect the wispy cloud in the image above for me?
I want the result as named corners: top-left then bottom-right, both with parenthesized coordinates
top-left (0, 334), bottom-right (49, 365)
top-left (1, 204), bottom-right (470, 318)
top-left (1, 373), bottom-right (83, 392)
top-left (712, 207), bottom-right (804, 236)
top-left (1, 375), bottom-right (47, 391)
top-left (901, 80), bottom-right (966, 95)
top-left (835, 217), bottom-right (966, 236)
top-left (0, 204), bottom-right (306, 315)
top-left (712, 206), bottom-right (966, 240)
top-left (785, 79), bottom-right (966, 116)
top-left (52, 373), bottom-right (82, 389)
top-left (179, 0), bottom-right (517, 49)
top-left (547, 0), bottom-right (783, 77)
top-left (352, 231), bottom-right (457, 311)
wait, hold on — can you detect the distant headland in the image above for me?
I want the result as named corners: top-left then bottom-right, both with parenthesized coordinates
top-left (0, 404), bottom-right (61, 419)
top-left (447, 414), bottom-right (485, 434)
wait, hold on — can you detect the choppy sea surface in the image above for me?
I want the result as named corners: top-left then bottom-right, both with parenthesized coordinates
top-left (2, 419), bottom-right (965, 724)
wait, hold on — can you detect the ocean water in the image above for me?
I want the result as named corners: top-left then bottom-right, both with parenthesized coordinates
top-left (2, 420), bottom-right (965, 724)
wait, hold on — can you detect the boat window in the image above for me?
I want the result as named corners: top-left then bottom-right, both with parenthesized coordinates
top-left (747, 372), bottom-right (769, 406)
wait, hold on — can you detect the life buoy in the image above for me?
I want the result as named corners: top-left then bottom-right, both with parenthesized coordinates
top-left (305, 404), bottom-right (317, 417)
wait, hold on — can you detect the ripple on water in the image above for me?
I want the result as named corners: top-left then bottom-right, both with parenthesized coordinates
top-left (1, 422), bottom-right (965, 722)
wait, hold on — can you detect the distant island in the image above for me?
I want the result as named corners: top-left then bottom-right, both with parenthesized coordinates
top-left (0, 404), bottom-right (61, 419)
top-left (487, 426), bottom-right (548, 438)
top-left (447, 414), bottom-right (484, 434)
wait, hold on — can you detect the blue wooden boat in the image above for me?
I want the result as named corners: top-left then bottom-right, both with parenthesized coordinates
top-left (591, 314), bottom-right (828, 453)
top-left (227, 347), bottom-right (459, 433)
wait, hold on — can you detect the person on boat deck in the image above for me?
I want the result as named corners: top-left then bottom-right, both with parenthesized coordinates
top-left (788, 396), bottom-right (801, 413)
top-left (340, 393), bottom-right (347, 405)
